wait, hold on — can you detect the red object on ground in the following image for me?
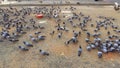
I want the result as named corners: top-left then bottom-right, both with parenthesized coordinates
top-left (36, 14), bottom-right (43, 19)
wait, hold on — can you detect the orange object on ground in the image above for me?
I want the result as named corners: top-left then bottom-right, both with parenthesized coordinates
top-left (36, 14), bottom-right (43, 19)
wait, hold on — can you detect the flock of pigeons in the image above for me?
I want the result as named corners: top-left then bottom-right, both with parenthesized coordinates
top-left (0, 5), bottom-right (120, 58)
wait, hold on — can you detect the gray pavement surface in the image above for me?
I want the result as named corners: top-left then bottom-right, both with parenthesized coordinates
top-left (7, 0), bottom-right (120, 3)
top-left (0, 0), bottom-right (120, 6)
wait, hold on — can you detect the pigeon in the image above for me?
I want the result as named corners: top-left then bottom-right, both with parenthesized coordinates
top-left (39, 49), bottom-right (49, 56)
top-left (23, 41), bottom-right (33, 47)
top-left (78, 46), bottom-right (82, 56)
top-left (18, 46), bottom-right (29, 51)
top-left (98, 51), bottom-right (102, 58)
